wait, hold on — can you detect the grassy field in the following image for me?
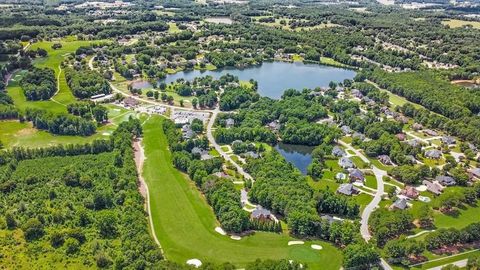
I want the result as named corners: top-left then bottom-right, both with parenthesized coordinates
top-left (141, 116), bottom-right (343, 269)
top-left (168, 22), bottom-right (181, 33)
top-left (7, 39), bottom-right (106, 113)
top-left (442, 19), bottom-right (480, 29)
top-left (0, 104), bottom-right (130, 148)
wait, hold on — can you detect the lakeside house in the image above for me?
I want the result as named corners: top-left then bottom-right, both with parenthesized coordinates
top-left (332, 146), bottom-right (346, 157)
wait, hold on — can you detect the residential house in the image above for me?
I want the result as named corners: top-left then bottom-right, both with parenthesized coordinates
top-left (424, 129), bottom-right (438, 137)
top-left (425, 149), bottom-right (442, 159)
top-left (349, 169), bottom-right (365, 182)
top-left (339, 157), bottom-right (355, 169)
top-left (423, 180), bottom-right (444, 195)
top-left (412, 123), bottom-right (423, 131)
top-left (396, 133), bottom-right (406, 141)
top-left (251, 206), bottom-right (273, 221)
top-left (469, 168), bottom-right (480, 180)
top-left (225, 118), bottom-right (235, 128)
top-left (400, 186), bottom-right (419, 199)
top-left (406, 139), bottom-right (422, 148)
top-left (353, 132), bottom-right (366, 141)
top-left (341, 125), bottom-right (352, 135)
top-left (337, 183), bottom-right (359, 196)
top-left (378, 155), bottom-right (393, 165)
top-left (391, 198), bottom-right (408, 210)
top-left (435, 175), bottom-right (456, 186)
top-left (266, 120), bottom-right (280, 131)
top-left (332, 146), bottom-right (346, 157)
top-left (244, 151), bottom-right (259, 159)
top-left (441, 136), bottom-right (456, 145)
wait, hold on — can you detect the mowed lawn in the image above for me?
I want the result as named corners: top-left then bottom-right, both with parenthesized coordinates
top-left (8, 39), bottom-right (107, 113)
top-left (0, 104), bottom-right (127, 148)
top-left (142, 116), bottom-right (343, 269)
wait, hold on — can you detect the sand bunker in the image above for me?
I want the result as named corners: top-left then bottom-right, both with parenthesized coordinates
top-left (186, 259), bottom-right (202, 268)
top-left (230, 235), bottom-right (241, 240)
top-left (215, 227), bottom-right (227, 235)
top-left (288, 241), bottom-right (304, 246)
top-left (311, 244), bottom-right (323, 250)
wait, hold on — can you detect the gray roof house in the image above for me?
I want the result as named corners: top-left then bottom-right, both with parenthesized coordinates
top-left (441, 136), bottom-right (456, 145)
top-left (392, 198), bottom-right (408, 210)
top-left (332, 146), bottom-right (346, 157)
top-left (339, 157), bottom-right (355, 169)
top-left (349, 169), bottom-right (365, 182)
top-left (251, 206), bottom-right (272, 220)
top-left (341, 125), bottom-right (352, 135)
top-left (225, 118), bottom-right (235, 128)
top-left (423, 180), bottom-right (444, 195)
top-left (353, 132), bottom-right (366, 141)
top-left (425, 149), bottom-right (442, 159)
top-left (378, 155), bottom-right (393, 165)
top-left (470, 168), bottom-right (480, 179)
top-left (337, 183), bottom-right (359, 196)
top-left (435, 175), bottom-right (456, 186)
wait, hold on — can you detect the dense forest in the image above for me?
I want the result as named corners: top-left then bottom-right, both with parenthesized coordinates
top-left (0, 119), bottom-right (162, 268)
top-left (20, 67), bottom-right (56, 100)
top-left (64, 68), bottom-right (111, 99)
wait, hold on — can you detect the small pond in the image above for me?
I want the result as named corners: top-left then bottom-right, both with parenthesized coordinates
top-left (160, 61), bottom-right (356, 99)
top-left (130, 80), bottom-right (153, 89)
top-left (275, 142), bottom-right (315, 175)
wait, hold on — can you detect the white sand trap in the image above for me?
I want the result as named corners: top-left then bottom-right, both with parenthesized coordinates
top-left (288, 241), bottom-right (304, 246)
top-left (230, 235), bottom-right (241, 240)
top-left (186, 259), bottom-right (202, 268)
top-left (102, 132), bottom-right (111, 136)
top-left (311, 244), bottom-right (323, 250)
top-left (215, 227), bottom-right (227, 235)
top-left (416, 185), bottom-right (427, 192)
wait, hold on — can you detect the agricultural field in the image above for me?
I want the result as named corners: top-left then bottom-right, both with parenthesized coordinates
top-left (442, 19), bottom-right (480, 29)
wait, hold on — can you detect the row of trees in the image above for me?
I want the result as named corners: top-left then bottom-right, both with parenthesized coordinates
top-left (25, 108), bottom-right (96, 136)
top-left (162, 119), bottom-right (250, 233)
top-left (67, 102), bottom-right (108, 123)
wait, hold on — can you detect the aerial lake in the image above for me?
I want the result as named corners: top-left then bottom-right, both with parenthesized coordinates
top-left (160, 61), bottom-right (356, 99)
top-left (275, 142), bottom-right (315, 175)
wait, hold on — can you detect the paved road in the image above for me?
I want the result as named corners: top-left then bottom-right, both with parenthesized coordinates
top-left (339, 140), bottom-right (392, 270)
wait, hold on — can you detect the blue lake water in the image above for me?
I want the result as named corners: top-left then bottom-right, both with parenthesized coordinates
top-left (160, 61), bottom-right (356, 99)
top-left (275, 142), bottom-right (315, 175)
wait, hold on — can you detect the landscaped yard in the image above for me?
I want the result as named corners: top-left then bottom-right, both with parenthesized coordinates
top-left (141, 116), bottom-right (344, 269)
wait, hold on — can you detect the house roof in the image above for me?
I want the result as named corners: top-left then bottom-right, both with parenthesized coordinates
top-left (435, 175), bottom-right (456, 186)
top-left (378, 155), bottom-right (392, 165)
top-left (339, 157), bottom-right (355, 169)
top-left (251, 206), bottom-right (272, 219)
top-left (470, 168), bottom-right (480, 178)
top-left (337, 183), bottom-right (359, 196)
top-left (349, 169), bottom-right (365, 181)
top-left (332, 146), bottom-right (346, 157)
top-left (425, 149), bottom-right (442, 159)
top-left (393, 198), bottom-right (408, 210)
top-left (401, 186), bottom-right (419, 199)
top-left (423, 180), bottom-right (443, 195)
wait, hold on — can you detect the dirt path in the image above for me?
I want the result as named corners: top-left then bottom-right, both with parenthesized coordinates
top-left (133, 138), bottom-right (164, 255)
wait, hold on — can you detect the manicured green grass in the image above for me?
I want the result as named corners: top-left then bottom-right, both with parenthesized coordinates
top-left (0, 104), bottom-right (128, 148)
top-left (411, 250), bottom-right (480, 269)
top-left (365, 175), bottom-right (378, 189)
top-left (434, 201), bottom-right (480, 230)
top-left (7, 39), bottom-right (107, 113)
top-left (141, 116), bottom-right (343, 269)
top-left (320, 57), bottom-right (349, 68)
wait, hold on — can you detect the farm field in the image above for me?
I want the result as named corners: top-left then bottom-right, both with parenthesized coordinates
top-left (442, 19), bottom-right (480, 29)
top-left (141, 116), bottom-right (343, 269)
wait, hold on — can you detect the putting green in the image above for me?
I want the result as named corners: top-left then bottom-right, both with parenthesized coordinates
top-left (141, 116), bottom-right (343, 269)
